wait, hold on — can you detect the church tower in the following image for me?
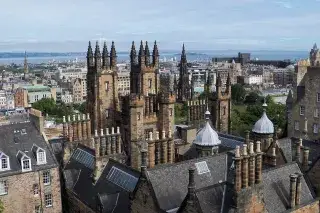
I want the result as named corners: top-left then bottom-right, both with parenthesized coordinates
top-left (177, 44), bottom-right (191, 102)
top-left (208, 73), bottom-right (231, 133)
top-left (310, 43), bottom-right (320, 67)
top-left (24, 51), bottom-right (29, 80)
top-left (86, 41), bottom-right (120, 134)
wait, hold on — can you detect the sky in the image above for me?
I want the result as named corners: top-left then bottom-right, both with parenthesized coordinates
top-left (1, 0), bottom-right (320, 52)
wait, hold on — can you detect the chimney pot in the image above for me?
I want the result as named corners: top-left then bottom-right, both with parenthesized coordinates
top-left (87, 113), bottom-right (90, 120)
top-left (272, 147), bottom-right (276, 156)
top-left (73, 114), bottom-right (76, 121)
top-left (162, 130), bottom-right (166, 139)
top-left (94, 129), bottom-right (98, 137)
top-left (63, 116), bottom-right (66, 123)
top-left (249, 142), bottom-right (254, 154)
top-left (242, 144), bottom-right (248, 156)
top-left (111, 127), bottom-right (115, 134)
top-left (256, 141), bottom-right (261, 153)
top-left (82, 114), bottom-right (86, 120)
top-left (156, 131), bottom-right (159, 140)
top-left (168, 129), bottom-right (172, 138)
top-left (290, 174), bottom-right (298, 208)
top-left (106, 128), bottom-right (109, 135)
top-left (100, 129), bottom-right (104, 136)
top-left (68, 115), bottom-right (71, 122)
top-left (149, 132), bottom-right (153, 141)
top-left (78, 114), bottom-right (81, 121)
top-left (235, 146), bottom-right (240, 158)
top-left (117, 126), bottom-right (120, 134)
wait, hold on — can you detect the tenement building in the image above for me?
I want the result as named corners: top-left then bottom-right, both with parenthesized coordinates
top-left (0, 109), bottom-right (62, 213)
top-left (287, 43), bottom-right (320, 141)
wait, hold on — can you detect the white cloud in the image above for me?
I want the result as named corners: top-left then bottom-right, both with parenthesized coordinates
top-left (274, 1), bottom-right (292, 8)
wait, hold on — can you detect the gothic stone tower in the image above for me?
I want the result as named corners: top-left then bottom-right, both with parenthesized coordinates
top-left (86, 41), bottom-right (120, 134)
top-left (122, 41), bottom-right (175, 169)
top-left (177, 44), bottom-right (191, 102)
top-left (24, 51), bottom-right (29, 80)
top-left (208, 73), bottom-right (231, 134)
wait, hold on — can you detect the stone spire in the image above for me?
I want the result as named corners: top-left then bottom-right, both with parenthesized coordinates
top-left (110, 41), bottom-right (117, 68)
top-left (94, 41), bottom-right (101, 70)
top-left (181, 43), bottom-right (187, 63)
top-left (313, 43), bottom-right (318, 50)
top-left (130, 41), bottom-right (137, 65)
top-left (24, 51), bottom-right (28, 74)
top-left (138, 40), bottom-right (145, 66)
top-left (145, 41), bottom-right (151, 66)
top-left (152, 40), bottom-right (159, 66)
top-left (87, 41), bottom-right (94, 67)
top-left (102, 41), bottom-right (110, 69)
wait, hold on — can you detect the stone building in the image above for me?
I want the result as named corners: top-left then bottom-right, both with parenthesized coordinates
top-left (70, 78), bottom-right (84, 104)
top-left (14, 87), bottom-right (28, 108)
top-left (287, 43), bottom-right (320, 141)
top-left (131, 106), bottom-right (320, 213)
top-left (86, 40), bottom-right (175, 170)
top-left (0, 109), bottom-right (62, 213)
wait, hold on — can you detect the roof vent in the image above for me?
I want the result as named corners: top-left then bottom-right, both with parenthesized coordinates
top-left (21, 129), bottom-right (27, 135)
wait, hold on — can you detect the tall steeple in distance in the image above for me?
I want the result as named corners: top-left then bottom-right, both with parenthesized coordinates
top-left (23, 51), bottom-right (29, 80)
top-left (94, 41), bottom-right (101, 71)
top-left (152, 40), bottom-right (159, 67)
top-left (138, 40), bottom-right (145, 67)
top-left (145, 41), bottom-right (151, 66)
top-left (102, 41), bottom-right (110, 69)
top-left (87, 41), bottom-right (94, 68)
top-left (110, 41), bottom-right (117, 69)
top-left (130, 41), bottom-right (137, 65)
top-left (181, 43), bottom-right (187, 64)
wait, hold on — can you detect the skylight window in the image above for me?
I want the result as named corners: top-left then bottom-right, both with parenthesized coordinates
top-left (195, 161), bottom-right (210, 175)
top-left (106, 166), bottom-right (138, 192)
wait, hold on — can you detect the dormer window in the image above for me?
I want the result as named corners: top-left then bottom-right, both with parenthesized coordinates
top-left (32, 144), bottom-right (47, 165)
top-left (0, 153), bottom-right (10, 171)
top-left (17, 151), bottom-right (32, 172)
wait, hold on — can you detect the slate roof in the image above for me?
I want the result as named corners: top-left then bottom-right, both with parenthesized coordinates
top-left (0, 122), bottom-right (57, 178)
top-left (291, 137), bottom-right (320, 166)
top-left (277, 138), bottom-right (293, 163)
top-left (63, 145), bottom-right (140, 213)
top-left (262, 163), bottom-right (314, 213)
top-left (146, 153), bottom-right (229, 212)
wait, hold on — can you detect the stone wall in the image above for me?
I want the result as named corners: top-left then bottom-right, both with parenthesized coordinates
top-left (0, 167), bottom-right (62, 213)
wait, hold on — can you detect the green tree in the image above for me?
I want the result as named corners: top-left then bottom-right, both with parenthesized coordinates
top-left (73, 102), bottom-right (87, 114)
top-left (244, 91), bottom-right (261, 105)
top-left (231, 84), bottom-right (246, 104)
top-left (32, 98), bottom-right (56, 115)
top-left (0, 199), bottom-right (4, 213)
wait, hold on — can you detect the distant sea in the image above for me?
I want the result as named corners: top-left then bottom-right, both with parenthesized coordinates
top-left (0, 50), bottom-right (309, 65)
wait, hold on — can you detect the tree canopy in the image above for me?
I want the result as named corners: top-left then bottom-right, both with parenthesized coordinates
top-left (231, 84), bottom-right (246, 104)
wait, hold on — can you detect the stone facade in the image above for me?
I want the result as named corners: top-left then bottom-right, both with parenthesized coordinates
top-left (0, 167), bottom-right (62, 213)
top-left (86, 41), bottom-right (175, 170)
top-left (14, 87), bottom-right (28, 108)
top-left (287, 44), bottom-right (320, 141)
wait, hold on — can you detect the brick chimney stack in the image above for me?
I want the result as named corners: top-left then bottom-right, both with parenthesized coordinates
top-left (248, 142), bottom-right (256, 186)
top-left (82, 114), bottom-right (87, 140)
top-left (295, 138), bottom-right (302, 162)
top-left (234, 146), bottom-right (242, 192)
top-left (68, 115), bottom-right (73, 142)
top-left (242, 144), bottom-right (249, 189)
top-left (255, 141), bottom-right (262, 184)
top-left (94, 129), bottom-right (100, 158)
top-left (271, 147), bottom-right (277, 167)
top-left (63, 116), bottom-right (68, 138)
top-left (141, 149), bottom-right (148, 178)
top-left (302, 147), bottom-right (309, 171)
top-left (148, 132), bottom-right (155, 168)
top-left (77, 114), bottom-right (82, 141)
top-left (72, 114), bottom-right (78, 141)
top-left (295, 173), bottom-right (302, 206)
top-left (289, 174), bottom-right (298, 208)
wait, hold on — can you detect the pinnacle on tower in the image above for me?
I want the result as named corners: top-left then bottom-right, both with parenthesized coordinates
top-left (138, 40), bottom-right (145, 66)
top-left (181, 43), bottom-right (187, 62)
top-left (87, 41), bottom-right (94, 67)
top-left (226, 72), bottom-right (231, 86)
top-left (94, 41), bottom-right (101, 57)
top-left (152, 40), bottom-right (159, 57)
top-left (110, 41), bottom-right (117, 68)
top-left (145, 41), bottom-right (151, 66)
top-left (102, 41), bottom-right (109, 68)
top-left (313, 43), bottom-right (318, 50)
top-left (216, 73), bottom-right (222, 87)
top-left (130, 41), bottom-right (137, 65)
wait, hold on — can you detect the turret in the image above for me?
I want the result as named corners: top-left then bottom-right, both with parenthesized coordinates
top-left (110, 41), bottom-right (117, 68)
top-left (138, 40), bottom-right (145, 67)
top-left (102, 41), bottom-right (110, 69)
top-left (87, 41), bottom-right (94, 67)
top-left (152, 40), bottom-right (159, 67)
top-left (94, 41), bottom-right (101, 70)
top-left (145, 41), bottom-right (151, 66)
top-left (130, 41), bottom-right (137, 65)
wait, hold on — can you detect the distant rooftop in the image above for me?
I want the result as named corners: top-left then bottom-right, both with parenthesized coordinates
top-left (22, 85), bottom-right (51, 92)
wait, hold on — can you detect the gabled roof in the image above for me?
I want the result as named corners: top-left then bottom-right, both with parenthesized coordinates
top-left (0, 122), bottom-right (57, 177)
top-left (146, 154), bottom-right (229, 212)
top-left (262, 163), bottom-right (314, 213)
top-left (63, 145), bottom-right (140, 213)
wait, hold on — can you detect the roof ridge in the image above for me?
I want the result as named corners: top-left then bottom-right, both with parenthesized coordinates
top-left (147, 153), bottom-right (227, 171)
top-left (262, 161), bottom-right (298, 174)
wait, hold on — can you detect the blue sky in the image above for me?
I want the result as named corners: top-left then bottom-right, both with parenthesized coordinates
top-left (1, 0), bottom-right (320, 52)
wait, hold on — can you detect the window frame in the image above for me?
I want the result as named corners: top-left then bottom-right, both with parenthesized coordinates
top-left (314, 108), bottom-right (319, 118)
top-left (43, 171), bottom-right (51, 186)
top-left (0, 180), bottom-right (8, 195)
top-left (300, 106), bottom-right (305, 116)
top-left (33, 184), bottom-right (39, 196)
top-left (45, 193), bottom-right (53, 207)
top-left (317, 93), bottom-right (320, 102)
top-left (22, 158), bottom-right (31, 172)
top-left (313, 123), bottom-right (319, 134)
top-left (0, 154), bottom-right (10, 171)
top-left (37, 149), bottom-right (46, 165)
